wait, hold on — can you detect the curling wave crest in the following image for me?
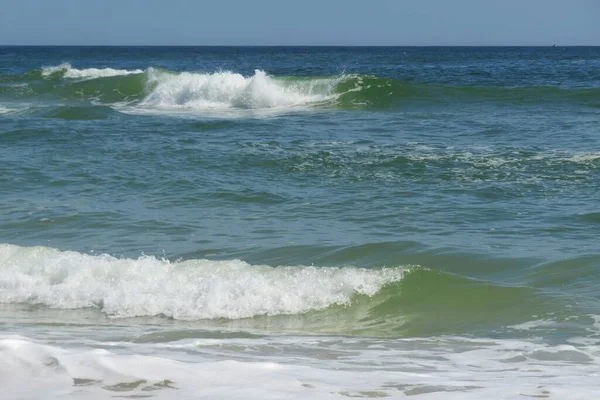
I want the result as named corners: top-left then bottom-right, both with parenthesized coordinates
top-left (0, 244), bottom-right (405, 320)
top-left (141, 68), bottom-right (341, 110)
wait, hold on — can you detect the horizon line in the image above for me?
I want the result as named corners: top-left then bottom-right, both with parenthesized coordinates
top-left (1, 44), bottom-right (599, 48)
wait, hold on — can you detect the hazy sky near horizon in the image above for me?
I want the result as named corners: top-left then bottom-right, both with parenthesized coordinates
top-left (0, 0), bottom-right (598, 46)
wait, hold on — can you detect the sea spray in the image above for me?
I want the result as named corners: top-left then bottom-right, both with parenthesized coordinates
top-left (141, 68), bottom-right (340, 109)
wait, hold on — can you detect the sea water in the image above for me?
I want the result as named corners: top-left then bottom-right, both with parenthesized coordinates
top-left (1, 46), bottom-right (600, 399)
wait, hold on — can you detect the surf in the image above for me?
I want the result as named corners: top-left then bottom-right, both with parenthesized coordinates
top-left (41, 63), bottom-right (144, 80)
top-left (140, 68), bottom-right (341, 110)
top-left (2, 64), bottom-right (599, 113)
top-left (0, 243), bottom-right (405, 320)
top-left (0, 243), bottom-right (588, 338)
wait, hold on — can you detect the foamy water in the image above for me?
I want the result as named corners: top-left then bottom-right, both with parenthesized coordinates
top-left (140, 68), bottom-right (340, 110)
top-left (2, 244), bottom-right (599, 398)
top-left (1, 333), bottom-right (599, 400)
top-left (0, 244), bottom-right (404, 319)
top-left (0, 105), bottom-right (23, 115)
top-left (35, 63), bottom-right (360, 113)
top-left (42, 63), bottom-right (144, 80)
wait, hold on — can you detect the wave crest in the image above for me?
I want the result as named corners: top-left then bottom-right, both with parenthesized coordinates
top-left (8, 64), bottom-right (598, 113)
top-left (0, 244), bottom-right (405, 320)
top-left (41, 63), bottom-right (144, 80)
top-left (141, 68), bottom-right (340, 110)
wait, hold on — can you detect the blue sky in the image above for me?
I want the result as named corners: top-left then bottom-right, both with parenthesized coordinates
top-left (1, 0), bottom-right (598, 45)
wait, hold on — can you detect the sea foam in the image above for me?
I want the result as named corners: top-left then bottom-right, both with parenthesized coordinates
top-left (2, 334), bottom-right (599, 400)
top-left (42, 63), bottom-right (143, 80)
top-left (0, 106), bottom-right (17, 115)
top-left (38, 64), bottom-right (356, 111)
top-left (0, 244), bottom-right (404, 319)
top-left (141, 68), bottom-right (340, 110)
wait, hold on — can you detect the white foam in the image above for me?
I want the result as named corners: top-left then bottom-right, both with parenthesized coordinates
top-left (0, 104), bottom-right (32, 116)
top-left (590, 314), bottom-right (600, 330)
top-left (1, 335), bottom-right (600, 400)
top-left (0, 106), bottom-right (16, 114)
top-left (41, 63), bottom-right (143, 80)
top-left (140, 68), bottom-right (340, 110)
top-left (508, 319), bottom-right (557, 331)
top-left (0, 244), bottom-right (404, 319)
top-left (0, 335), bottom-right (382, 400)
top-left (565, 152), bottom-right (600, 163)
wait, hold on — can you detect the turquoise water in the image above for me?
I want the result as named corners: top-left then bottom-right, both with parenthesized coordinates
top-left (1, 46), bottom-right (600, 398)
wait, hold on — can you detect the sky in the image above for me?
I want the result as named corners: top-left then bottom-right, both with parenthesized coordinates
top-left (0, 0), bottom-right (598, 46)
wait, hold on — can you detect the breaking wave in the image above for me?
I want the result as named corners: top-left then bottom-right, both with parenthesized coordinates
top-left (0, 243), bottom-right (586, 337)
top-left (2, 64), bottom-right (597, 113)
top-left (0, 244), bottom-right (405, 320)
top-left (41, 63), bottom-right (144, 80)
top-left (141, 68), bottom-right (341, 109)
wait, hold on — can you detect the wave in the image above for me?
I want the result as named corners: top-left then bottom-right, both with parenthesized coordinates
top-left (0, 244), bottom-right (584, 337)
top-left (141, 68), bottom-right (340, 110)
top-left (2, 64), bottom-right (599, 113)
top-left (0, 105), bottom-right (22, 115)
top-left (41, 63), bottom-right (144, 80)
top-left (0, 244), bottom-right (405, 320)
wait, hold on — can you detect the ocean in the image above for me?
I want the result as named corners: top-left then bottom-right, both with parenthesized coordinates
top-left (1, 46), bottom-right (599, 399)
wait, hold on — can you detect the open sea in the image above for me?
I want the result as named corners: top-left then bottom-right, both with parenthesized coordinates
top-left (1, 46), bottom-right (600, 399)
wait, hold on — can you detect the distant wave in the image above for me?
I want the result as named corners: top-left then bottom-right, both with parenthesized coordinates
top-left (1, 64), bottom-right (598, 112)
top-left (140, 68), bottom-right (345, 110)
top-left (41, 63), bottom-right (144, 80)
